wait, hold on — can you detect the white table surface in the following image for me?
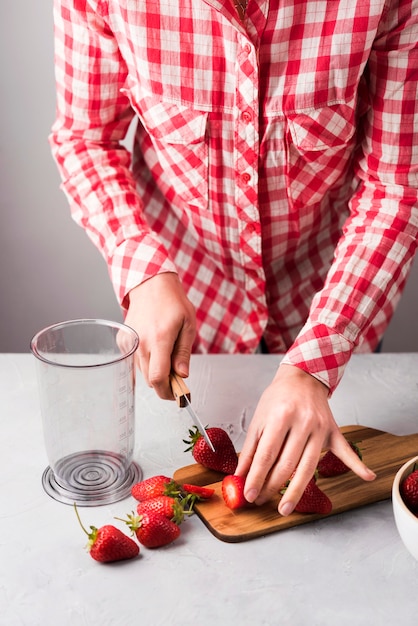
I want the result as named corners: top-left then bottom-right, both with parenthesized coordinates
top-left (1, 352), bottom-right (418, 625)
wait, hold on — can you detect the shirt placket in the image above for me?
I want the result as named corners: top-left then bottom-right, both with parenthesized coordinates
top-left (234, 34), bottom-right (267, 340)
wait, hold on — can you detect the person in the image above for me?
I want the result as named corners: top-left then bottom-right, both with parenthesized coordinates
top-left (49, 0), bottom-right (418, 516)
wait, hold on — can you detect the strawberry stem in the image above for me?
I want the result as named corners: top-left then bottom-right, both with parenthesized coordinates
top-left (180, 493), bottom-right (200, 512)
top-left (114, 512), bottom-right (142, 535)
top-left (74, 502), bottom-right (89, 536)
top-left (73, 502), bottom-right (98, 551)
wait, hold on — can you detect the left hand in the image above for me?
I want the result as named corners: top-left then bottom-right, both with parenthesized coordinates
top-left (236, 363), bottom-right (376, 516)
top-left (123, 272), bottom-right (196, 400)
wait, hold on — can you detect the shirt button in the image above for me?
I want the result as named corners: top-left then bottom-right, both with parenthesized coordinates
top-left (241, 172), bottom-right (251, 183)
top-left (244, 44), bottom-right (251, 54)
top-left (241, 110), bottom-right (252, 123)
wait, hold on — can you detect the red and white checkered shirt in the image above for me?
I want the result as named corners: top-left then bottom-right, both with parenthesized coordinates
top-left (50, 0), bottom-right (418, 392)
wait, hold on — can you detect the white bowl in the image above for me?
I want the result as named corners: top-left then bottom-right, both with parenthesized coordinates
top-left (392, 455), bottom-right (418, 561)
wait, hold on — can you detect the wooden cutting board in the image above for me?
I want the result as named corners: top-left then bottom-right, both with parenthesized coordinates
top-left (173, 425), bottom-right (418, 543)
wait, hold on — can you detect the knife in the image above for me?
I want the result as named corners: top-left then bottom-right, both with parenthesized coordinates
top-left (169, 372), bottom-right (216, 452)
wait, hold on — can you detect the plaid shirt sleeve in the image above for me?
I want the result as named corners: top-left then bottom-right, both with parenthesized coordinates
top-left (282, 0), bottom-right (418, 392)
top-left (48, 0), bottom-right (177, 307)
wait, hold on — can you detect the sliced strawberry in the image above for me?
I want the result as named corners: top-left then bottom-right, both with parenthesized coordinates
top-left (182, 484), bottom-right (215, 499)
top-left (221, 475), bottom-right (248, 510)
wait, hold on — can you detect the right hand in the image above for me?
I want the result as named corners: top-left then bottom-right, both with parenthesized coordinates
top-left (124, 272), bottom-right (196, 400)
top-left (236, 364), bottom-right (376, 515)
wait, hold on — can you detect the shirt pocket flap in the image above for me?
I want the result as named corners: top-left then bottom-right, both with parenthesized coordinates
top-left (132, 96), bottom-right (208, 145)
top-left (287, 102), bottom-right (356, 151)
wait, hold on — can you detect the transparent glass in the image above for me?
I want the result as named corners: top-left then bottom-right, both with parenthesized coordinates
top-left (31, 319), bottom-right (141, 505)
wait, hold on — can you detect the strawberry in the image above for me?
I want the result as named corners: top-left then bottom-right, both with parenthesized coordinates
top-left (317, 442), bottom-right (362, 478)
top-left (136, 495), bottom-right (191, 524)
top-left (131, 475), bottom-right (181, 502)
top-left (117, 511), bottom-right (181, 549)
top-left (181, 484), bottom-right (215, 500)
top-left (74, 504), bottom-right (139, 563)
top-left (281, 476), bottom-right (332, 515)
top-left (400, 464), bottom-right (418, 513)
top-left (184, 426), bottom-right (238, 474)
top-left (221, 475), bottom-right (248, 510)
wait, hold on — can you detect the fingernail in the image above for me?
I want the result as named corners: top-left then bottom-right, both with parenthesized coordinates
top-left (279, 501), bottom-right (294, 517)
top-left (245, 488), bottom-right (258, 503)
top-left (178, 363), bottom-right (189, 377)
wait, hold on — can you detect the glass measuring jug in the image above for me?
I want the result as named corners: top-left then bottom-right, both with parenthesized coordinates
top-left (31, 319), bottom-right (142, 505)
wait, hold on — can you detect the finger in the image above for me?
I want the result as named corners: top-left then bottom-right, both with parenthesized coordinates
top-left (253, 422), bottom-right (318, 506)
top-left (253, 432), bottom-right (306, 506)
top-left (275, 438), bottom-right (322, 516)
top-left (278, 432), bottom-right (376, 517)
top-left (235, 408), bottom-right (275, 478)
top-left (240, 426), bottom-right (289, 503)
top-left (235, 424), bottom-right (259, 477)
top-left (328, 433), bottom-right (376, 481)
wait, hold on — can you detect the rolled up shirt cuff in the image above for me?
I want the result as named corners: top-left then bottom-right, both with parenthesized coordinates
top-left (281, 323), bottom-right (354, 395)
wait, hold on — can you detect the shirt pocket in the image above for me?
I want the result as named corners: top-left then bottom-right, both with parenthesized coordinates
top-left (125, 89), bottom-right (209, 211)
top-left (284, 100), bottom-right (358, 212)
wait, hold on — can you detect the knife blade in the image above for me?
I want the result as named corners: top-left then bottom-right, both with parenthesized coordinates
top-left (169, 372), bottom-right (216, 452)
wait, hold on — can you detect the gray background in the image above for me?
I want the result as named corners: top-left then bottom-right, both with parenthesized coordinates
top-left (1, 1), bottom-right (417, 354)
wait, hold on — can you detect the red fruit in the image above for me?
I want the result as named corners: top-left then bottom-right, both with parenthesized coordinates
top-left (182, 484), bottom-right (215, 500)
top-left (74, 504), bottom-right (139, 563)
top-left (131, 475), bottom-right (181, 502)
top-left (184, 426), bottom-right (238, 474)
top-left (117, 511), bottom-right (181, 549)
top-left (221, 475), bottom-right (248, 510)
top-left (400, 465), bottom-right (418, 513)
top-left (317, 442), bottom-right (362, 478)
top-left (136, 495), bottom-right (190, 524)
top-left (291, 477), bottom-right (333, 515)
